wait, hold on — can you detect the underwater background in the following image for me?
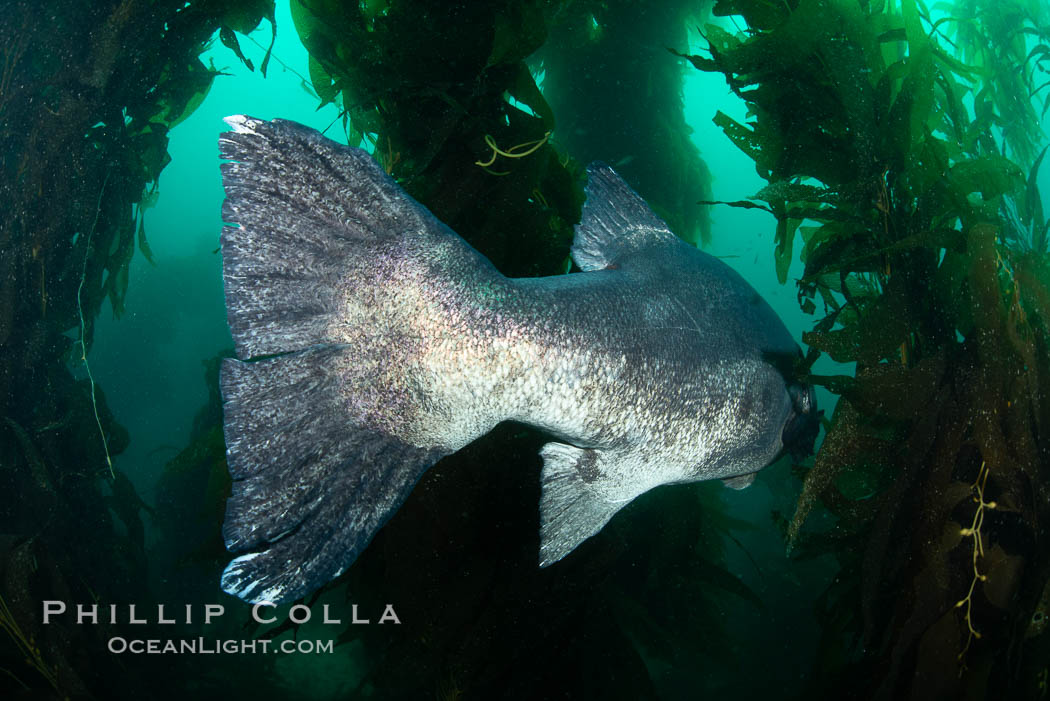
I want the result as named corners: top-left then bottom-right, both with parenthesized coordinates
top-left (2, 0), bottom-right (1050, 698)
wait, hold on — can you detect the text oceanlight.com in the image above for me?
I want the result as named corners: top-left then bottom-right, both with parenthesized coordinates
top-left (107, 637), bottom-right (335, 655)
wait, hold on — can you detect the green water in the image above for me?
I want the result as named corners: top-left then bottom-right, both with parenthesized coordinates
top-left (4, 1), bottom-right (1050, 699)
top-left (96, 10), bottom-right (835, 694)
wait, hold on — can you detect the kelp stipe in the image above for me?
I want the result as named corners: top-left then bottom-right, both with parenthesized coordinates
top-left (0, 1), bottom-right (281, 696)
top-left (533, 0), bottom-right (715, 246)
top-left (681, 0), bottom-right (1050, 696)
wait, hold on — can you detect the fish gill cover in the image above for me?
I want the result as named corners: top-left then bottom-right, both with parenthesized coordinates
top-left (0, 0), bottom-right (1048, 700)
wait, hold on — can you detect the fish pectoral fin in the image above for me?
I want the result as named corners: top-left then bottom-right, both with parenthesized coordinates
top-left (722, 473), bottom-right (757, 490)
top-left (537, 442), bottom-right (627, 567)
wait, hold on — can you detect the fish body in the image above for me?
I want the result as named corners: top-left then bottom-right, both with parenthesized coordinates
top-left (217, 116), bottom-right (818, 604)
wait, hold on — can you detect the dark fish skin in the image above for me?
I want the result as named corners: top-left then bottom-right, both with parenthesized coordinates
top-left (216, 115), bottom-right (818, 604)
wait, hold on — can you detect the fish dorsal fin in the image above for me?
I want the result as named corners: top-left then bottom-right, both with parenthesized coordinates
top-left (570, 163), bottom-right (678, 271)
top-left (538, 442), bottom-right (627, 566)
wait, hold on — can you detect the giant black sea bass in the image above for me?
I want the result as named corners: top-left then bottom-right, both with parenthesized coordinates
top-left (217, 116), bottom-right (819, 605)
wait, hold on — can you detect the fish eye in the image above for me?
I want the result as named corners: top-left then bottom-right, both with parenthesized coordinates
top-left (1034, 611), bottom-right (1045, 624)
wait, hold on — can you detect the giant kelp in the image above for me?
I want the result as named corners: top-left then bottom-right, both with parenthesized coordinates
top-left (2, 1), bottom-right (865, 698)
top-left (0, 1), bottom-right (276, 697)
top-left (680, 0), bottom-right (1050, 696)
top-left (288, 0), bottom-right (583, 277)
top-left (0, 0), bottom-right (763, 696)
top-left (535, 0), bottom-right (715, 245)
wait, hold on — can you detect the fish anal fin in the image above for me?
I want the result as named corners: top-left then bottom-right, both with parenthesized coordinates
top-left (538, 442), bottom-right (626, 567)
top-left (570, 163), bottom-right (679, 272)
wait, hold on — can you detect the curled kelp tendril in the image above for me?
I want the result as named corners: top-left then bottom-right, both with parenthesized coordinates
top-left (475, 131), bottom-right (551, 174)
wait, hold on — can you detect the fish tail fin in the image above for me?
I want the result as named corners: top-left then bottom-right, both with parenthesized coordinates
top-left (219, 114), bottom-right (495, 360)
top-left (220, 352), bottom-right (441, 604)
top-left (216, 116), bottom-right (476, 603)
